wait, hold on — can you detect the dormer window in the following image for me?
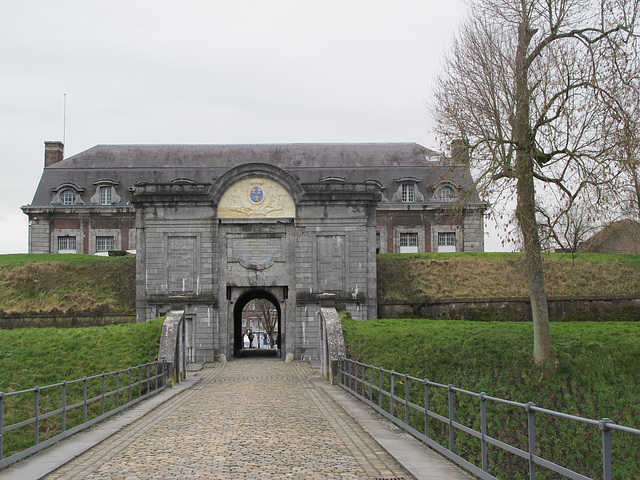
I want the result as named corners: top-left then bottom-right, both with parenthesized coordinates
top-left (433, 182), bottom-right (459, 202)
top-left (60, 189), bottom-right (76, 205)
top-left (402, 184), bottom-right (415, 202)
top-left (91, 180), bottom-right (121, 205)
top-left (440, 186), bottom-right (455, 201)
top-left (99, 185), bottom-right (112, 205)
top-left (392, 177), bottom-right (423, 203)
top-left (51, 183), bottom-right (84, 206)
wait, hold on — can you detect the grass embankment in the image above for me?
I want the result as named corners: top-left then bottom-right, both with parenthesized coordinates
top-left (378, 252), bottom-right (640, 302)
top-left (0, 254), bottom-right (136, 315)
top-left (343, 317), bottom-right (640, 479)
top-left (0, 318), bottom-right (163, 460)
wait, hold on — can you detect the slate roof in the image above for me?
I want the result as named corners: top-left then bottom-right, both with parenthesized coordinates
top-left (26, 143), bottom-right (482, 207)
top-left (578, 219), bottom-right (640, 254)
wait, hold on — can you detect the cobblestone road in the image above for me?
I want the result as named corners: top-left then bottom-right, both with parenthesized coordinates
top-left (44, 359), bottom-right (413, 479)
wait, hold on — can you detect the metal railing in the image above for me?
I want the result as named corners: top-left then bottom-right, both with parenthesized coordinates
top-left (0, 361), bottom-right (168, 470)
top-left (337, 357), bottom-right (640, 480)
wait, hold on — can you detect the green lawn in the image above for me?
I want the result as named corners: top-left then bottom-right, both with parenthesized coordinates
top-left (0, 319), bottom-right (163, 460)
top-left (343, 317), bottom-right (640, 479)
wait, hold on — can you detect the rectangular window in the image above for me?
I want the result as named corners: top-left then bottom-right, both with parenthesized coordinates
top-left (96, 236), bottom-right (114, 252)
top-left (438, 232), bottom-right (456, 252)
top-left (58, 236), bottom-right (76, 253)
top-left (402, 184), bottom-right (415, 202)
top-left (99, 186), bottom-right (112, 205)
top-left (376, 232), bottom-right (381, 254)
top-left (399, 232), bottom-right (418, 253)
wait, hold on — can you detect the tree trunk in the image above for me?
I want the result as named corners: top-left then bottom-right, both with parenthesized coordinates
top-left (514, 19), bottom-right (552, 364)
top-left (516, 160), bottom-right (552, 364)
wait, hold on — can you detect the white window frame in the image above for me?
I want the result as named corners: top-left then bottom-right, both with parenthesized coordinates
top-left (90, 229), bottom-right (121, 254)
top-left (60, 189), bottom-right (76, 206)
top-left (440, 186), bottom-right (455, 201)
top-left (402, 183), bottom-right (415, 202)
top-left (431, 225), bottom-right (461, 253)
top-left (399, 232), bottom-right (419, 253)
top-left (438, 232), bottom-right (456, 246)
top-left (96, 236), bottom-right (115, 252)
top-left (99, 186), bottom-right (112, 205)
top-left (57, 236), bottom-right (77, 253)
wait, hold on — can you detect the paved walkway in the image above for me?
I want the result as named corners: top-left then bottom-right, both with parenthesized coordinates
top-left (1, 359), bottom-right (472, 480)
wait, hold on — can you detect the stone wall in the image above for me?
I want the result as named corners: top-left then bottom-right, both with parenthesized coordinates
top-left (0, 314), bottom-right (136, 329)
top-left (379, 295), bottom-right (640, 322)
top-left (131, 169), bottom-right (381, 363)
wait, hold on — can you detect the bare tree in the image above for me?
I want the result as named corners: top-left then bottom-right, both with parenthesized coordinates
top-left (538, 197), bottom-right (603, 253)
top-left (433, 0), bottom-right (639, 364)
top-left (255, 298), bottom-right (278, 348)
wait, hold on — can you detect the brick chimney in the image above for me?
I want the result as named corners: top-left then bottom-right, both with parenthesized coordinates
top-left (451, 139), bottom-right (469, 165)
top-left (44, 141), bottom-right (64, 167)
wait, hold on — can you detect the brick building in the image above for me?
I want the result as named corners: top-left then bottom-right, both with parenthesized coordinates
top-left (22, 141), bottom-right (486, 256)
top-left (22, 141), bottom-right (487, 362)
top-left (578, 219), bottom-right (640, 254)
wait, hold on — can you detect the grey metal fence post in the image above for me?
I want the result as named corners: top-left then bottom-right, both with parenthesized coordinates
top-left (0, 392), bottom-right (4, 462)
top-left (390, 371), bottom-right (395, 417)
top-left (404, 374), bottom-right (410, 425)
top-left (600, 418), bottom-right (613, 480)
top-left (116, 370), bottom-right (120, 407)
top-left (448, 385), bottom-right (455, 452)
top-left (83, 377), bottom-right (88, 423)
top-left (424, 379), bottom-right (430, 438)
top-left (163, 359), bottom-right (168, 386)
top-left (480, 392), bottom-right (488, 473)
top-left (349, 360), bottom-right (353, 392)
top-left (34, 387), bottom-right (40, 446)
top-left (527, 402), bottom-right (536, 480)
top-left (128, 367), bottom-right (132, 403)
top-left (138, 366), bottom-right (142, 398)
top-left (369, 364), bottom-right (373, 402)
top-left (378, 367), bottom-right (383, 409)
top-left (355, 362), bottom-right (359, 396)
top-left (61, 381), bottom-right (67, 432)
top-left (101, 373), bottom-right (106, 415)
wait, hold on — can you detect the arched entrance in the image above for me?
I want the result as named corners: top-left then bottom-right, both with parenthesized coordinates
top-left (233, 289), bottom-right (282, 357)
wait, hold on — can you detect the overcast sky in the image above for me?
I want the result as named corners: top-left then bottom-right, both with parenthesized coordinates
top-left (0, 0), bottom-right (508, 253)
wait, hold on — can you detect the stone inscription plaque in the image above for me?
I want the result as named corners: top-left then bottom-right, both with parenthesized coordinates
top-left (231, 238), bottom-right (282, 269)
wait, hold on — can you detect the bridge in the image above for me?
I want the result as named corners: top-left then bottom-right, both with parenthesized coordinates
top-left (0, 355), bottom-right (471, 480)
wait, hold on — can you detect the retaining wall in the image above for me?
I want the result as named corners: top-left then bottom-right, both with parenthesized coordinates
top-left (379, 295), bottom-right (640, 322)
top-left (0, 314), bottom-right (136, 329)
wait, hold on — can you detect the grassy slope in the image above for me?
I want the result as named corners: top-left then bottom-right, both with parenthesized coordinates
top-left (0, 318), bottom-right (163, 391)
top-left (4, 252), bottom-right (640, 313)
top-left (0, 318), bottom-right (164, 460)
top-left (378, 252), bottom-right (640, 302)
top-left (0, 254), bottom-right (136, 315)
top-left (343, 317), bottom-right (640, 479)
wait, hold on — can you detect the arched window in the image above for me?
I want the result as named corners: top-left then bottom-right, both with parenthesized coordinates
top-left (60, 189), bottom-right (76, 205)
top-left (440, 185), bottom-right (455, 201)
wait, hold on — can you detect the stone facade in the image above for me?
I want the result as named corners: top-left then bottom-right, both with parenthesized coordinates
top-left (130, 164), bottom-right (379, 362)
top-left (22, 141), bottom-right (487, 362)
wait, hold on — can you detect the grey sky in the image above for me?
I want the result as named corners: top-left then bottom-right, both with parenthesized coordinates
top-left (1, 1), bottom-right (506, 253)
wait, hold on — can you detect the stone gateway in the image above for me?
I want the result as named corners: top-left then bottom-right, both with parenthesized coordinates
top-left (22, 142), bottom-right (487, 363)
